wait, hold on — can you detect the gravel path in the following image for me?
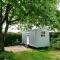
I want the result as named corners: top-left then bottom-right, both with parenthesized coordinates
top-left (4, 45), bottom-right (30, 52)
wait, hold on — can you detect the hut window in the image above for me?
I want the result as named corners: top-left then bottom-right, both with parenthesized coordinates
top-left (41, 32), bottom-right (45, 37)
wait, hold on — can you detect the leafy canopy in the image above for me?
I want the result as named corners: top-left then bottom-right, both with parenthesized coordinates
top-left (1, 0), bottom-right (58, 29)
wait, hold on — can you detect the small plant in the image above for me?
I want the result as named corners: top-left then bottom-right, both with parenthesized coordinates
top-left (0, 51), bottom-right (14, 60)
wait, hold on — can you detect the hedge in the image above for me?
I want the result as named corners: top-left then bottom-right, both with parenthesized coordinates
top-left (4, 32), bottom-right (22, 46)
top-left (50, 32), bottom-right (60, 48)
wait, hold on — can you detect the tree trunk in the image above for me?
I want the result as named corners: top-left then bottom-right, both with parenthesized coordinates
top-left (0, 0), bottom-right (4, 51)
top-left (3, 23), bottom-right (9, 42)
top-left (0, 26), bottom-right (4, 51)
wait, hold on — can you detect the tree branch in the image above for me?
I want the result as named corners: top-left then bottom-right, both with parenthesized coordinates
top-left (12, 19), bottom-right (20, 22)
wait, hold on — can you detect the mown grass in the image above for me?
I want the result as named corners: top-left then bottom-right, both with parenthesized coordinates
top-left (13, 50), bottom-right (51, 60)
top-left (0, 49), bottom-right (60, 60)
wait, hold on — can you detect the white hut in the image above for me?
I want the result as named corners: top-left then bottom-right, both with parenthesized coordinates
top-left (22, 27), bottom-right (50, 48)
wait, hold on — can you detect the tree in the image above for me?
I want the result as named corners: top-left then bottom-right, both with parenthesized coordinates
top-left (19, 0), bottom-right (58, 30)
top-left (55, 10), bottom-right (60, 30)
top-left (0, 0), bottom-right (58, 51)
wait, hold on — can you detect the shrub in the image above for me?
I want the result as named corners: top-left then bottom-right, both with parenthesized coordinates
top-left (4, 32), bottom-right (22, 46)
top-left (0, 51), bottom-right (14, 60)
top-left (50, 32), bottom-right (60, 48)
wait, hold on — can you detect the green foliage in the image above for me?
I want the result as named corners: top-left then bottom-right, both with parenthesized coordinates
top-left (50, 32), bottom-right (60, 48)
top-left (0, 51), bottom-right (14, 60)
top-left (1, 0), bottom-right (58, 27)
top-left (4, 32), bottom-right (22, 46)
top-left (50, 32), bottom-right (60, 38)
top-left (20, 0), bottom-right (58, 26)
top-left (55, 10), bottom-right (60, 30)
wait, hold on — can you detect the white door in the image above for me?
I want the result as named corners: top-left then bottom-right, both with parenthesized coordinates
top-left (26, 32), bottom-right (29, 45)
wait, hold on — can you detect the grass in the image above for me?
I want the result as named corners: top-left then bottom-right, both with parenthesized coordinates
top-left (13, 50), bottom-right (51, 60)
top-left (0, 51), bottom-right (14, 60)
top-left (0, 49), bottom-right (60, 60)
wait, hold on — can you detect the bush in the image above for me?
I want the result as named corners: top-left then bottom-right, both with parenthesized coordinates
top-left (50, 32), bottom-right (60, 38)
top-left (0, 51), bottom-right (14, 60)
top-left (50, 32), bottom-right (60, 48)
top-left (4, 32), bottom-right (22, 46)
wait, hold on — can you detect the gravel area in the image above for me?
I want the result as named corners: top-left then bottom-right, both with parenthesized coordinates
top-left (4, 45), bottom-right (30, 52)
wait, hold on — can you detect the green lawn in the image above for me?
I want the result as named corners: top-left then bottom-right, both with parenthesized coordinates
top-left (0, 49), bottom-right (60, 60)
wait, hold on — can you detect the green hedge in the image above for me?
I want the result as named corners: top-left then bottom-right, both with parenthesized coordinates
top-left (50, 32), bottom-right (60, 48)
top-left (4, 32), bottom-right (22, 46)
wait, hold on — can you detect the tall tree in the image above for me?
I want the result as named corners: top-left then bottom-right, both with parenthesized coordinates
top-left (0, 0), bottom-right (4, 51)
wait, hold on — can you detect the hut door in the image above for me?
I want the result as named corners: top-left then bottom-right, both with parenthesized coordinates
top-left (26, 32), bottom-right (29, 45)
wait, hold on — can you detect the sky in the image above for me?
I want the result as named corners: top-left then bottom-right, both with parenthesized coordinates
top-left (57, 2), bottom-right (60, 10)
top-left (3, 23), bottom-right (20, 33)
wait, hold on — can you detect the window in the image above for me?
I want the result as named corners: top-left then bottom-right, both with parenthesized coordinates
top-left (41, 31), bottom-right (45, 37)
